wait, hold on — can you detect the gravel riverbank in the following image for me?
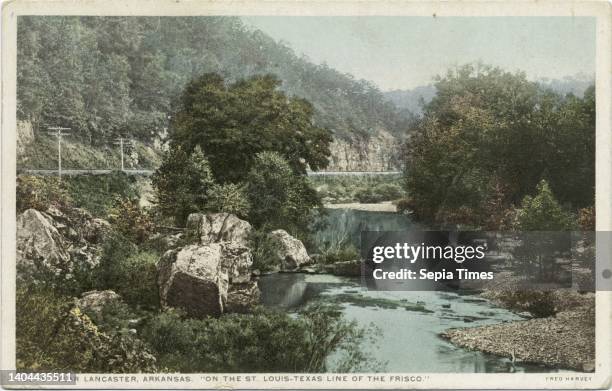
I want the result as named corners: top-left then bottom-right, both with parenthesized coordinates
top-left (441, 305), bottom-right (595, 372)
top-left (441, 270), bottom-right (596, 372)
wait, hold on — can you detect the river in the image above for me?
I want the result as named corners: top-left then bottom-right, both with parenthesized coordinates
top-left (258, 208), bottom-right (558, 373)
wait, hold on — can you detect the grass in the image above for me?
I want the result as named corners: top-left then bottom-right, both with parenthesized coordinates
top-left (309, 174), bottom-right (405, 204)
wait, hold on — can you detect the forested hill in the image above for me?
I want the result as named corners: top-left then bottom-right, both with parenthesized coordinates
top-left (17, 16), bottom-right (403, 147)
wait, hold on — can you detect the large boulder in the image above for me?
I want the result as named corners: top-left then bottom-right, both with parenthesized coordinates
top-left (17, 209), bottom-right (71, 274)
top-left (157, 242), bottom-right (256, 318)
top-left (186, 213), bottom-right (251, 247)
top-left (47, 205), bottom-right (110, 244)
top-left (17, 207), bottom-right (109, 279)
top-left (268, 229), bottom-right (311, 270)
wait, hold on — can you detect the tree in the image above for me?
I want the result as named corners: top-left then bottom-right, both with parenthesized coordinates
top-left (245, 151), bottom-right (322, 238)
top-left (169, 73), bottom-right (333, 183)
top-left (403, 64), bottom-right (595, 227)
top-left (513, 180), bottom-right (574, 281)
top-left (207, 183), bottom-right (250, 219)
top-left (514, 180), bottom-right (573, 231)
top-left (151, 145), bottom-right (215, 226)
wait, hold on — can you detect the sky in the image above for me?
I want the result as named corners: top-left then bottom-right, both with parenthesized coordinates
top-left (241, 16), bottom-right (596, 91)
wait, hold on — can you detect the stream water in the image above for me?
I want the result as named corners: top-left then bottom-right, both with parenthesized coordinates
top-left (259, 208), bottom-right (559, 373)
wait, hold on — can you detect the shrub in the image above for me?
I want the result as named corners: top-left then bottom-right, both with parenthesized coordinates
top-left (140, 304), bottom-right (377, 373)
top-left (16, 175), bottom-right (71, 213)
top-left (91, 233), bottom-right (159, 309)
top-left (152, 145), bottom-right (215, 226)
top-left (62, 171), bottom-right (139, 217)
top-left (513, 180), bottom-right (575, 281)
top-left (499, 290), bottom-right (557, 318)
top-left (207, 183), bottom-right (250, 219)
top-left (354, 183), bottom-right (403, 203)
top-left (514, 180), bottom-right (574, 231)
top-left (354, 187), bottom-right (380, 203)
top-left (249, 228), bottom-right (282, 272)
top-left (16, 283), bottom-right (156, 372)
top-left (108, 196), bottom-right (154, 244)
top-left (113, 251), bottom-right (160, 310)
top-left (94, 231), bottom-right (139, 289)
top-left (246, 151), bottom-right (322, 238)
top-left (319, 246), bottom-right (359, 265)
top-left (577, 206), bottom-right (595, 231)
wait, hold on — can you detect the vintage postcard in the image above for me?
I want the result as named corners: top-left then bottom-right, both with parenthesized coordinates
top-left (1, 0), bottom-right (611, 389)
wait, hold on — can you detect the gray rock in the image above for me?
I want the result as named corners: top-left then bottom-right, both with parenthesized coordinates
top-left (268, 229), bottom-right (311, 270)
top-left (17, 209), bottom-right (71, 274)
top-left (157, 242), bottom-right (258, 318)
top-left (77, 290), bottom-right (122, 315)
top-left (226, 281), bottom-right (261, 313)
top-left (186, 212), bottom-right (251, 247)
top-left (150, 232), bottom-right (184, 252)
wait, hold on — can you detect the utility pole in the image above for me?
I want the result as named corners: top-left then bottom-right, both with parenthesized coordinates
top-left (47, 126), bottom-right (71, 180)
top-left (113, 137), bottom-right (134, 171)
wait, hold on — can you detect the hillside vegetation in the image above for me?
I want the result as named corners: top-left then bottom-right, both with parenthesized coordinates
top-left (18, 16), bottom-right (403, 149)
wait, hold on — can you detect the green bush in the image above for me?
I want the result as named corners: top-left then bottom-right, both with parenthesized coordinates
top-left (354, 183), bottom-right (403, 203)
top-left (16, 175), bottom-right (71, 213)
top-left (514, 180), bottom-right (574, 231)
top-left (249, 228), bottom-right (282, 272)
top-left (108, 196), bottom-right (154, 244)
top-left (207, 183), bottom-right (250, 219)
top-left (140, 304), bottom-right (377, 373)
top-left (62, 171), bottom-right (139, 217)
top-left (246, 151), bottom-right (322, 238)
top-left (319, 246), bottom-right (360, 265)
top-left (95, 231), bottom-right (139, 288)
top-left (16, 283), bottom-right (156, 372)
top-left (151, 145), bottom-right (215, 226)
top-left (92, 232), bottom-right (159, 309)
top-left (114, 251), bottom-right (160, 310)
top-left (499, 290), bottom-right (557, 318)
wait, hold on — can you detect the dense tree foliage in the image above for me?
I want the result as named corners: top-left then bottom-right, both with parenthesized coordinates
top-left (151, 146), bottom-right (215, 226)
top-left (170, 73), bottom-right (332, 182)
top-left (403, 64), bottom-right (595, 227)
top-left (514, 180), bottom-right (574, 231)
top-left (245, 151), bottom-right (323, 237)
top-left (17, 16), bottom-right (402, 146)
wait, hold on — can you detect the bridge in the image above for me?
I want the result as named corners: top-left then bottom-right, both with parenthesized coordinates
top-left (21, 169), bottom-right (154, 176)
top-left (21, 169), bottom-right (402, 177)
top-left (306, 170), bottom-right (401, 176)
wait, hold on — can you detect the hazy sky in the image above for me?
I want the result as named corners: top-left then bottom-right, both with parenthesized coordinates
top-left (241, 17), bottom-right (596, 91)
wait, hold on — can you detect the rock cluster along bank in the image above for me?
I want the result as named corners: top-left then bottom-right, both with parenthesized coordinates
top-left (158, 213), bottom-right (260, 318)
top-left (157, 213), bottom-right (316, 317)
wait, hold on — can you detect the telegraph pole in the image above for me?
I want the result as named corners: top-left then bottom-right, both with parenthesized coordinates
top-left (47, 126), bottom-right (71, 180)
top-left (113, 137), bottom-right (134, 171)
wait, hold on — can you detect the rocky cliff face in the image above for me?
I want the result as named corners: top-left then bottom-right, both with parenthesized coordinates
top-left (17, 120), bottom-right (35, 159)
top-left (17, 206), bottom-right (110, 279)
top-left (326, 130), bottom-right (402, 171)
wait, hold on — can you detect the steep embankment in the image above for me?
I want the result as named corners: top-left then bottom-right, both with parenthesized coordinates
top-left (17, 121), bottom-right (161, 170)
